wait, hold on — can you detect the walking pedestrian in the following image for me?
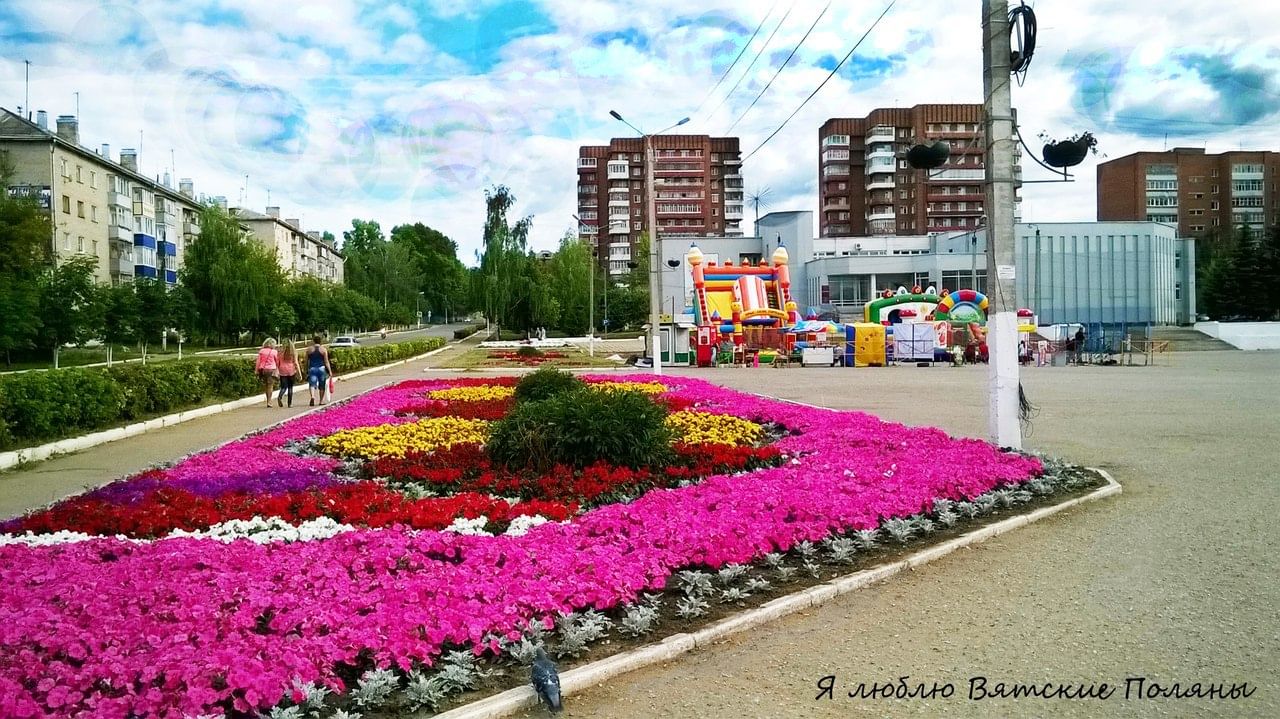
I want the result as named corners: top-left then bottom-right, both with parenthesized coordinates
top-left (306, 336), bottom-right (334, 406)
top-left (1074, 326), bottom-right (1086, 365)
top-left (255, 339), bottom-right (279, 408)
top-left (276, 341), bottom-right (301, 408)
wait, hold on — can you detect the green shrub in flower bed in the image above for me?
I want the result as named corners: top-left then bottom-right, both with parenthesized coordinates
top-left (488, 384), bottom-right (675, 471)
top-left (512, 366), bottom-right (584, 403)
top-left (0, 338), bottom-right (444, 451)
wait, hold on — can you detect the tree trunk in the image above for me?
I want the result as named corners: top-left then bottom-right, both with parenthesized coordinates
top-left (53, 346), bottom-right (59, 369)
top-left (106, 345), bottom-right (113, 367)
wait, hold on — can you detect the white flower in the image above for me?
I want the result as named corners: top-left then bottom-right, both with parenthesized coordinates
top-left (443, 516), bottom-right (493, 536)
top-left (504, 515), bottom-right (550, 537)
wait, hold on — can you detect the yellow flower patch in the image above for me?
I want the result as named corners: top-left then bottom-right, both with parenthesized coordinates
top-left (665, 411), bottom-right (764, 446)
top-left (317, 417), bottom-right (490, 458)
top-left (426, 385), bottom-right (516, 402)
top-left (594, 381), bottom-right (666, 395)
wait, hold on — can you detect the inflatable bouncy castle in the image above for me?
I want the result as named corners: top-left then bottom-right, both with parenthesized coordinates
top-left (688, 244), bottom-right (799, 365)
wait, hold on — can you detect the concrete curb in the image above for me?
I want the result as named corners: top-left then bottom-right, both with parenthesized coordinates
top-left (0, 342), bottom-right (452, 472)
top-left (433, 469), bottom-right (1121, 719)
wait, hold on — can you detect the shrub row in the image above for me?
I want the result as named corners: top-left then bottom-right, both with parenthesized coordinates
top-left (0, 337), bottom-right (444, 451)
top-left (454, 323), bottom-right (487, 340)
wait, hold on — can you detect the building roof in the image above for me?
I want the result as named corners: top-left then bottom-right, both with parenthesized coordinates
top-left (232, 208), bottom-right (342, 256)
top-left (0, 106), bottom-right (202, 207)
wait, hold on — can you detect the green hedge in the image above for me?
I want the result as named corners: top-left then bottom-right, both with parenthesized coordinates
top-left (454, 323), bottom-right (486, 340)
top-left (0, 337), bottom-right (444, 451)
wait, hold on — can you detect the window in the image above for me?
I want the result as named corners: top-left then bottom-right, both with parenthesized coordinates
top-left (77, 235), bottom-right (84, 252)
top-left (899, 189), bottom-right (908, 199)
top-left (1189, 209), bottom-right (1204, 216)
top-left (1211, 184), bottom-right (1219, 194)
top-left (62, 232), bottom-right (71, 249)
top-left (91, 205), bottom-right (98, 222)
top-left (712, 208), bottom-right (718, 216)
top-left (1232, 163), bottom-right (1264, 174)
top-left (1211, 169), bottom-right (1218, 177)
top-left (898, 159), bottom-right (907, 169)
top-left (1210, 200), bottom-right (1219, 210)
top-left (62, 195), bottom-right (71, 213)
top-left (632, 168), bottom-right (642, 177)
top-left (77, 200), bottom-right (85, 218)
top-left (76, 165), bottom-right (83, 183)
top-left (633, 194), bottom-right (640, 202)
top-left (60, 159), bottom-right (69, 178)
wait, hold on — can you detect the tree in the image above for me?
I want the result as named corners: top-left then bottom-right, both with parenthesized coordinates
top-left (181, 204), bottom-right (283, 342)
top-left (268, 302), bottom-right (299, 340)
top-left (342, 219), bottom-right (418, 311)
top-left (96, 283), bottom-right (139, 366)
top-left (36, 255), bottom-right (101, 367)
top-left (477, 185), bottom-right (536, 334)
top-left (0, 152), bottom-right (50, 364)
top-left (133, 277), bottom-right (171, 359)
top-left (545, 231), bottom-right (592, 334)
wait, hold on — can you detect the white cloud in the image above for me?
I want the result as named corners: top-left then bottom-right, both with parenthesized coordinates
top-left (3, 0), bottom-right (1279, 261)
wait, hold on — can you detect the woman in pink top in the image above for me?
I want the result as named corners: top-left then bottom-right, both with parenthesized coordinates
top-left (275, 342), bottom-right (301, 408)
top-left (255, 338), bottom-right (279, 408)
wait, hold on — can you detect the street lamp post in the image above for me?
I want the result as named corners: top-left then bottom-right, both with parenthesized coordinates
top-left (610, 110), bottom-right (689, 376)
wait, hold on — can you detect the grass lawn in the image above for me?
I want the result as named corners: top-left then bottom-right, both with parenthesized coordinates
top-left (0, 344), bottom-right (251, 373)
top-left (438, 346), bottom-right (629, 370)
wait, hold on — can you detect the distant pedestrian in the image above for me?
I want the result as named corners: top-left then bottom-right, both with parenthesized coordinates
top-left (276, 341), bottom-right (301, 408)
top-left (1074, 327), bottom-right (1086, 365)
top-left (306, 336), bottom-right (334, 406)
top-left (255, 339), bottom-right (279, 408)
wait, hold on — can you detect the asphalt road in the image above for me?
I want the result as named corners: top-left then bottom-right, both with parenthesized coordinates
top-left (339, 323), bottom-right (472, 347)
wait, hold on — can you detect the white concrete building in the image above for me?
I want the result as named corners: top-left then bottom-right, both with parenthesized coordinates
top-left (233, 207), bottom-right (344, 284)
top-left (659, 214), bottom-right (1194, 326)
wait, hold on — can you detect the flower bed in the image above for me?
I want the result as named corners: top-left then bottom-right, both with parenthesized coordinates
top-left (0, 375), bottom-right (1041, 718)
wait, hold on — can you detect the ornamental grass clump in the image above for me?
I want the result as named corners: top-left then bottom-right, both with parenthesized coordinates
top-left (487, 385), bottom-right (674, 471)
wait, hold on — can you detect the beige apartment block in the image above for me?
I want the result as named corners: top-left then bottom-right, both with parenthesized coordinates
top-left (233, 207), bottom-right (344, 284)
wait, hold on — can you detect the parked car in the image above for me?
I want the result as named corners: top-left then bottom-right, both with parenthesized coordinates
top-left (331, 336), bottom-right (360, 348)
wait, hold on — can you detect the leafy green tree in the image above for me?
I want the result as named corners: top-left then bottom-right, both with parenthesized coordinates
top-left (96, 282), bottom-right (139, 365)
top-left (268, 302), bottom-right (299, 340)
top-left (0, 153), bottom-right (50, 364)
top-left (36, 255), bottom-right (101, 367)
top-left (477, 185), bottom-right (537, 334)
top-left (133, 277), bottom-right (171, 358)
top-left (181, 204), bottom-right (283, 342)
top-left (545, 232), bottom-right (592, 334)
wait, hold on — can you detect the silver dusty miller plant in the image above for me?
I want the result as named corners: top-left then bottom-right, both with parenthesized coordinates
top-left (676, 570), bottom-right (714, 597)
top-left (882, 518), bottom-right (915, 544)
top-left (824, 536), bottom-right (858, 564)
top-left (619, 603), bottom-right (660, 637)
top-left (675, 595), bottom-right (710, 618)
top-left (351, 668), bottom-right (398, 710)
top-left (717, 564), bottom-right (748, 585)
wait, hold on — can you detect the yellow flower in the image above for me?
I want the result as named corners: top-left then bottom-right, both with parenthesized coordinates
top-left (594, 381), bottom-right (666, 395)
top-left (317, 417), bottom-right (490, 458)
top-left (665, 411), bottom-right (763, 446)
top-left (426, 385), bottom-right (516, 402)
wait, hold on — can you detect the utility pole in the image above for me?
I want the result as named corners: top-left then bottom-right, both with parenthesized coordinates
top-left (24, 60), bottom-right (30, 121)
top-left (645, 134), bottom-right (662, 375)
top-left (982, 0), bottom-right (1021, 449)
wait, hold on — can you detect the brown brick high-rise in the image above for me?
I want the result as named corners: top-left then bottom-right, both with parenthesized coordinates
top-left (1097, 148), bottom-right (1280, 237)
top-left (577, 136), bottom-right (743, 276)
top-left (819, 104), bottom-right (1009, 237)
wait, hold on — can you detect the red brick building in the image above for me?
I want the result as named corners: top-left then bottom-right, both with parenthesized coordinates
top-left (819, 104), bottom-right (1012, 237)
top-left (1096, 148), bottom-right (1280, 237)
top-left (577, 136), bottom-right (743, 275)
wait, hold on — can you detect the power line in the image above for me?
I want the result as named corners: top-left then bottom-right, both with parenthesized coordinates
top-left (744, 1), bottom-right (896, 161)
top-left (727, 1), bottom-right (832, 134)
top-left (704, 3), bottom-right (796, 122)
top-left (690, 3), bottom-right (779, 120)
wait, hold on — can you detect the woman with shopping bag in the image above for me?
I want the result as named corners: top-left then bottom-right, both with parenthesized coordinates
top-left (255, 339), bottom-right (279, 408)
top-left (305, 336), bottom-right (335, 406)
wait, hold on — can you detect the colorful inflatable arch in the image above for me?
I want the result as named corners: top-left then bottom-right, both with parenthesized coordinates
top-left (934, 289), bottom-right (988, 323)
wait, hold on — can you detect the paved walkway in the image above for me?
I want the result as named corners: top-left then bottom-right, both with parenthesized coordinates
top-left (524, 351), bottom-right (1280, 718)
top-left (0, 332), bottom-right (478, 517)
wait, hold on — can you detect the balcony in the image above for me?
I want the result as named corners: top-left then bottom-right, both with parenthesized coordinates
top-left (867, 207), bottom-right (896, 222)
top-left (927, 191), bottom-right (984, 202)
top-left (606, 162), bottom-right (629, 180)
top-left (579, 225), bottom-right (598, 235)
top-left (823, 199), bottom-right (850, 211)
top-left (577, 158), bottom-right (598, 169)
top-left (722, 155), bottom-right (742, 165)
top-left (108, 190), bottom-right (130, 208)
top-left (822, 134), bottom-right (849, 147)
top-left (608, 221), bottom-right (630, 235)
top-left (867, 126), bottom-right (895, 143)
top-left (867, 175), bottom-right (895, 190)
top-left (864, 143), bottom-right (895, 161)
top-left (822, 149), bottom-right (850, 163)
top-left (823, 165), bottom-right (851, 178)
top-left (723, 179), bottom-right (744, 189)
top-left (724, 207), bottom-right (743, 220)
top-left (609, 197), bottom-right (630, 207)
top-left (108, 224), bottom-right (132, 241)
top-left (930, 168), bottom-right (985, 181)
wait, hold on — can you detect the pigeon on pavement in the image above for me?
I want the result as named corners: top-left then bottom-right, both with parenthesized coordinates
top-left (531, 646), bottom-right (563, 714)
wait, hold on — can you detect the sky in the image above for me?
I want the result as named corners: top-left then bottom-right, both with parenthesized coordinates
top-left (3, 0), bottom-right (1279, 263)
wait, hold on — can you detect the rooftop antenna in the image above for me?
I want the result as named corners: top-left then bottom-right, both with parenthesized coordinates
top-left (170, 148), bottom-right (175, 180)
top-left (74, 91), bottom-right (79, 122)
top-left (24, 60), bottom-right (31, 121)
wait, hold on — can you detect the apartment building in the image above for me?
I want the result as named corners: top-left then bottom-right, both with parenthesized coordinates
top-left (1096, 148), bottom-right (1280, 236)
top-left (577, 135), bottom-right (744, 276)
top-left (233, 207), bottom-right (344, 284)
top-left (818, 104), bottom-right (1021, 238)
top-left (0, 107), bottom-right (203, 285)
